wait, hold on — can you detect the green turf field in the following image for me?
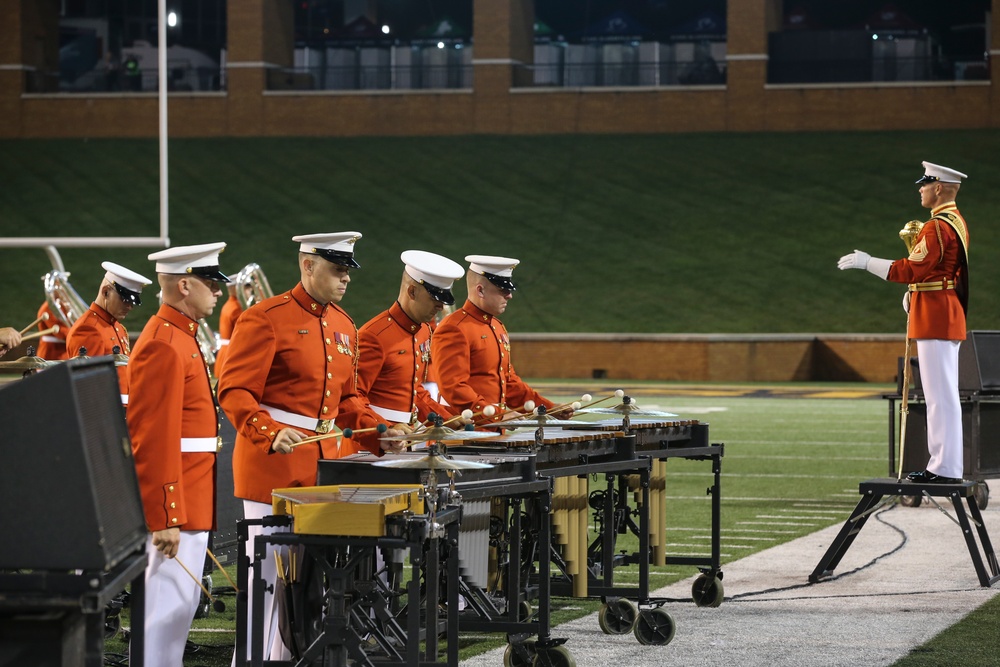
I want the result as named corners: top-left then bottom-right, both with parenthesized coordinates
top-left (2, 131), bottom-right (999, 335)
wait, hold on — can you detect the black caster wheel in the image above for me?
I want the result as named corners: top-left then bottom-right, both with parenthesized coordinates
top-left (974, 482), bottom-right (990, 510)
top-left (532, 645), bottom-right (576, 667)
top-left (518, 599), bottom-right (533, 622)
top-left (692, 573), bottom-right (724, 607)
top-left (900, 495), bottom-right (922, 508)
top-left (504, 640), bottom-right (536, 667)
top-left (103, 613), bottom-right (121, 640)
top-left (634, 608), bottom-right (676, 646)
top-left (598, 598), bottom-right (638, 634)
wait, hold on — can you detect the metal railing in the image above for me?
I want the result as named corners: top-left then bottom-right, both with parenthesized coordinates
top-left (266, 64), bottom-right (472, 91)
top-left (767, 56), bottom-right (989, 85)
top-left (522, 60), bottom-right (726, 87)
top-left (26, 65), bottom-right (224, 94)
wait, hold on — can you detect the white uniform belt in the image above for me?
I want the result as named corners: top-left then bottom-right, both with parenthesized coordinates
top-left (261, 403), bottom-right (334, 433)
top-left (181, 437), bottom-right (218, 453)
top-left (41, 335), bottom-right (62, 343)
top-left (370, 405), bottom-right (413, 424)
top-left (121, 394), bottom-right (129, 405)
top-left (908, 280), bottom-right (955, 292)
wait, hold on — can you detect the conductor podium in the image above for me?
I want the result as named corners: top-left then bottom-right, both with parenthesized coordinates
top-left (0, 357), bottom-right (147, 666)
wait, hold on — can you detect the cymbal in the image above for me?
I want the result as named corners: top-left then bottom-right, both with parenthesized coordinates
top-left (379, 425), bottom-right (500, 443)
top-left (578, 405), bottom-right (678, 417)
top-left (496, 417), bottom-right (581, 428)
top-left (0, 355), bottom-right (58, 373)
top-left (373, 452), bottom-right (494, 470)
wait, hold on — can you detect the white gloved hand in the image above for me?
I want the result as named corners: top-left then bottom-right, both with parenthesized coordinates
top-left (838, 249), bottom-right (891, 280)
top-left (902, 291), bottom-right (910, 314)
top-left (837, 250), bottom-right (871, 271)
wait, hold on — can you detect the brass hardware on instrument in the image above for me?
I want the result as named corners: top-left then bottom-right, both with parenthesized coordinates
top-left (0, 355), bottom-right (58, 373)
top-left (373, 450), bottom-right (495, 471)
top-left (234, 262), bottom-right (274, 310)
top-left (379, 424), bottom-right (499, 443)
top-left (899, 220), bottom-right (925, 254)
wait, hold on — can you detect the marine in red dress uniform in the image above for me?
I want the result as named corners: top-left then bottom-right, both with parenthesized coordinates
top-left (838, 161), bottom-right (970, 483)
top-left (213, 287), bottom-right (242, 377)
top-left (34, 301), bottom-right (69, 360)
top-left (66, 261), bottom-right (151, 405)
top-left (217, 232), bottom-right (405, 662)
top-left (126, 242), bottom-right (229, 667)
top-left (357, 250), bottom-right (465, 428)
top-left (432, 255), bottom-right (556, 423)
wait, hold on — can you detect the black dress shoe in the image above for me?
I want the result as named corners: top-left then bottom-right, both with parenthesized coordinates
top-left (906, 470), bottom-right (962, 484)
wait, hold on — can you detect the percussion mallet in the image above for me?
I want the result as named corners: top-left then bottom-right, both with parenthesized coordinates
top-left (174, 555), bottom-right (216, 605)
top-left (288, 429), bottom-right (343, 450)
top-left (546, 393), bottom-right (594, 417)
top-left (417, 405), bottom-right (496, 432)
top-left (20, 324), bottom-right (59, 343)
top-left (207, 548), bottom-right (239, 593)
top-left (340, 423), bottom-right (388, 440)
top-left (18, 312), bottom-right (49, 336)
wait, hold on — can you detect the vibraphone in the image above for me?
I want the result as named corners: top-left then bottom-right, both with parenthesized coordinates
top-left (234, 484), bottom-right (461, 667)
top-left (317, 453), bottom-right (562, 666)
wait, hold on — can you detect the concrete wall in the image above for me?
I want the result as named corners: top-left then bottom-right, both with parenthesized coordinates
top-left (2, 0), bottom-right (1000, 138)
top-left (509, 334), bottom-right (905, 383)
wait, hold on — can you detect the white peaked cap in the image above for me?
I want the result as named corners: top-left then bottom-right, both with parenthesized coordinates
top-left (148, 242), bottom-right (230, 281)
top-left (465, 255), bottom-right (520, 278)
top-left (102, 261), bottom-right (151, 293)
top-left (402, 250), bottom-right (465, 305)
top-left (402, 250), bottom-right (464, 289)
top-left (293, 232), bottom-right (363, 268)
top-left (916, 161), bottom-right (968, 185)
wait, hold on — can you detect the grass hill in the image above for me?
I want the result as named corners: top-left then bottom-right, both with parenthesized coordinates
top-left (1, 131), bottom-right (998, 336)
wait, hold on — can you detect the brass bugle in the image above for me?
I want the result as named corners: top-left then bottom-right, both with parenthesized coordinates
top-left (20, 324), bottom-right (60, 343)
top-left (19, 312), bottom-right (49, 335)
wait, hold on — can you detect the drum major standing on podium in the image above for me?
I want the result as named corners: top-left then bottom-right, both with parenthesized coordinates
top-left (838, 161), bottom-right (970, 484)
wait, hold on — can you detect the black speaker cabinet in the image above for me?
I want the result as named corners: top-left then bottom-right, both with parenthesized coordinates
top-left (0, 357), bottom-right (146, 571)
top-left (960, 330), bottom-right (1000, 393)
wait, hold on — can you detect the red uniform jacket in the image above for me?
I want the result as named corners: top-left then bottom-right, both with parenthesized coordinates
top-left (887, 202), bottom-right (969, 341)
top-left (218, 283), bottom-right (385, 504)
top-left (67, 303), bottom-right (131, 397)
top-left (127, 304), bottom-right (218, 532)
top-left (431, 299), bottom-right (554, 422)
top-left (213, 294), bottom-right (242, 377)
top-left (35, 302), bottom-right (68, 360)
top-left (357, 301), bottom-right (455, 425)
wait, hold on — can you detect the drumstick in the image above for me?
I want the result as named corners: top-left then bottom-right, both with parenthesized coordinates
top-left (20, 325), bottom-right (59, 343)
top-left (19, 312), bottom-right (49, 335)
top-left (207, 548), bottom-right (239, 593)
top-left (175, 555), bottom-right (216, 603)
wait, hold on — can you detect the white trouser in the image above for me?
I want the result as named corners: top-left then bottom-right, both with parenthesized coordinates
top-left (233, 500), bottom-right (291, 665)
top-left (136, 530), bottom-right (209, 667)
top-left (916, 338), bottom-right (964, 479)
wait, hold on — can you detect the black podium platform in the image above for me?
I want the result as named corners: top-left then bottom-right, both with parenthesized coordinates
top-left (810, 478), bottom-right (1000, 588)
